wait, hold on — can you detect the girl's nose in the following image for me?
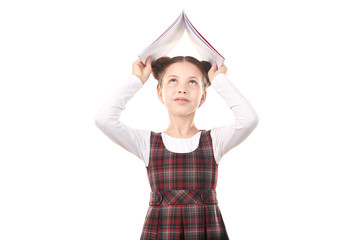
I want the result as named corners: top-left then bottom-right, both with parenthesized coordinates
top-left (178, 89), bottom-right (187, 94)
top-left (178, 82), bottom-right (187, 94)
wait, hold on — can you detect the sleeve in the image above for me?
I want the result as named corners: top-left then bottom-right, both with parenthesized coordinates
top-left (210, 73), bottom-right (259, 164)
top-left (94, 75), bottom-right (151, 166)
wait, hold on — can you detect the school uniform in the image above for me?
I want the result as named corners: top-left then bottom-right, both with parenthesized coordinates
top-left (95, 73), bottom-right (258, 239)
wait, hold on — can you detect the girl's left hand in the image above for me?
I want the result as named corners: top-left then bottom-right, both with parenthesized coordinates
top-left (208, 61), bottom-right (227, 82)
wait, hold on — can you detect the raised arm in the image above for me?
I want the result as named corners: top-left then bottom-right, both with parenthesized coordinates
top-left (208, 62), bottom-right (259, 164)
top-left (94, 57), bottom-right (152, 164)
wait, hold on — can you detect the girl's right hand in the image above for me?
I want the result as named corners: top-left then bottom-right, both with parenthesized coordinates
top-left (132, 56), bottom-right (152, 84)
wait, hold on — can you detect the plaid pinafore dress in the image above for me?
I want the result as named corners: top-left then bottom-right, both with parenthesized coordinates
top-left (140, 130), bottom-right (229, 239)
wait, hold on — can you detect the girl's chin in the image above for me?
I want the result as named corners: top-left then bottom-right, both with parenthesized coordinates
top-left (167, 110), bottom-right (197, 117)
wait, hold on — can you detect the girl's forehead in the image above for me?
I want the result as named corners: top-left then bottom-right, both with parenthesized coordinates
top-left (164, 62), bottom-right (203, 78)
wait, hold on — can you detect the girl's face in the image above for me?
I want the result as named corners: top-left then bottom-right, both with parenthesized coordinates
top-left (157, 61), bottom-right (206, 117)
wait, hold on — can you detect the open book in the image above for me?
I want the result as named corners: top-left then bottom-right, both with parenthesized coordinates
top-left (138, 11), bottom-right (225, 67)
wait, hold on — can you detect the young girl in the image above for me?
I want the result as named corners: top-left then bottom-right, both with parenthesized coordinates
top-left (95, 55), bottom-right (258, 239)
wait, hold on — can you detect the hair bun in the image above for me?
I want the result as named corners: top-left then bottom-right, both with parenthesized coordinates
top-left (201, 61), bottom-right (212, 73)
top-left (151, 56), bottom-right (171, 80)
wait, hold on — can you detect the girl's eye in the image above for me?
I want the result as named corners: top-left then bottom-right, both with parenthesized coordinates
top-left (189, 80), bottom-right (197, 85)
top-left (169, 79), bottom-right (177, 83)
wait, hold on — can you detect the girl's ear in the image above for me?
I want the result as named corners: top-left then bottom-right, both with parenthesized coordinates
top-left (199, 91), bottom-right (207, 107)
top-left (157, 87), bottom-right (164, 104)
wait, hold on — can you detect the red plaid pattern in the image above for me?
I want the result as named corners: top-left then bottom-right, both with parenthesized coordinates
top-left (140, 130), bottom-right (229, 239)
top-left (149, 189), bottom-right (218, 206)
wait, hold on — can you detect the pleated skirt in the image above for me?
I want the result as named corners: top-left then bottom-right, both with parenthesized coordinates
top-left (140, 204), bottom-right (229, 240)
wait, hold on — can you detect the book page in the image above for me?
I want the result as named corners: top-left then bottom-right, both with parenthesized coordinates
top-left (138, 12), bottom-right (186, 63)
top-left (184, 14), bottom-right (225, 67)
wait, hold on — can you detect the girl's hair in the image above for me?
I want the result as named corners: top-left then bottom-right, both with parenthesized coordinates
top-left (151, 56), bottom-right (212, 90)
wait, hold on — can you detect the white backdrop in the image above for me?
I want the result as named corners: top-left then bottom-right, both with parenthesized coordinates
top-left (1, 0), bottom-right (359, 239)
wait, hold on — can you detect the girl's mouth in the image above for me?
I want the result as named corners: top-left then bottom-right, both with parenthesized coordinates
top-left (174, 98), bottom-right (190, 104)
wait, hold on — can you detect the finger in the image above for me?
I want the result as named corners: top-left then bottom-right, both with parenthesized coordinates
top-left (133, 58), bottom-right (141, 66)
top-left (143, 56), bottom-right (153, 76)
top-left (143, 56), bottom-right (152, 71)
top-left (220, 64), bottom-right (227, 74)
top-left (145, 56), bottom-right (152, 71)
top-left (145, 55), bottom-right (152, 65)
top-left (209, 61), bottom-right (217, 73)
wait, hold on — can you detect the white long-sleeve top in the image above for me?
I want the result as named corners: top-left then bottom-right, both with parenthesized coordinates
top-left (95, 73), bottom-right (258, 167)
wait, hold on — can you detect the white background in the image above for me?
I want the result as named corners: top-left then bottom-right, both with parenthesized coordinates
top-left (1, 0), bottom-right (359, 239)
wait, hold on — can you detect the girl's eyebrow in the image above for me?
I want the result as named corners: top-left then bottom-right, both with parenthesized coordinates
top-left (166, 75), bottom-right (200, 80)
top-left (167, 75), bottom-right (178, 79)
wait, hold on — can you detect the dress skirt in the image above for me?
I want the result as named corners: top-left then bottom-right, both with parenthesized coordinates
top-left (140, 204), bottom-right (229, 239)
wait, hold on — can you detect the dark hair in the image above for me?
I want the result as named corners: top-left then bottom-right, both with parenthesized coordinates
top-left (151, 56), bottom-right (212, 89)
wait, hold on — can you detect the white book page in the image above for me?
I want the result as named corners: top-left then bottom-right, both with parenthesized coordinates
top-left (138, 12), bottom-right (186, 63)
top-left (184, 14), bottom-right (224, 67)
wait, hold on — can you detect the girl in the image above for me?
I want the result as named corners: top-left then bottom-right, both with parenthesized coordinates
top-left (95, 55), bottom-right (258, 239)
